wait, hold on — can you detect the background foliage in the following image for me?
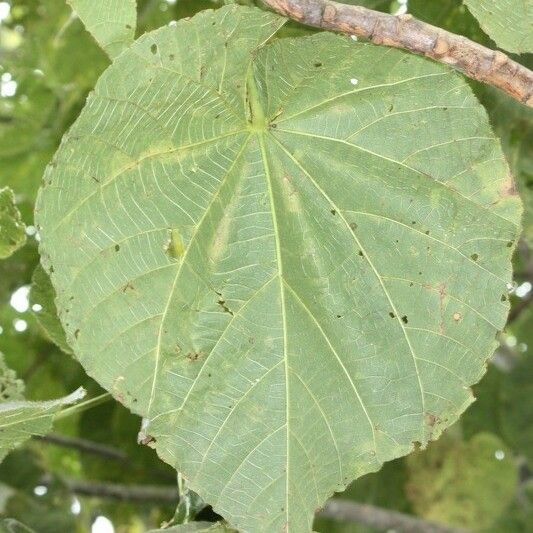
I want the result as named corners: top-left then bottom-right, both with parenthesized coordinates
top-left (0, 1), bottom-right (531, 532)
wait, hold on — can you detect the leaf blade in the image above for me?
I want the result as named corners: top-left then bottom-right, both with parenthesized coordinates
top-left (464, 0), bottom-right (533, 54)
top-left (36, 6), bottom-right (522, 531)
top-left (0, 353), bottom-right (85, 463)
top-left (67, 0), bottom-right (137, 59)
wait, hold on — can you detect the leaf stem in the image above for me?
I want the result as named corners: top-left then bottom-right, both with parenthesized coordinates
top-left (55, 392), bottom-right (112, 421)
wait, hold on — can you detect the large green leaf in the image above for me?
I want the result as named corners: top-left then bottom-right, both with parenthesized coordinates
top-left (35, 5), bottom-right (521, 531)
top-left (0, 189), bottom-right (26, 260)
top-left (67, 0), bottom-right (137, 59)
top-left (463, 0), bottom-right (533, 54)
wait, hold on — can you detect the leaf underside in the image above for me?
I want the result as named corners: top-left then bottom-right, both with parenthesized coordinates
top-left (67, 0), bottom-right (137, 59)
top-left (464, 0), bottom-right (533, 54)
top-left (36, 6), bottom-right (521, 532)
top-left (30, 265), bottom-right (73, 355)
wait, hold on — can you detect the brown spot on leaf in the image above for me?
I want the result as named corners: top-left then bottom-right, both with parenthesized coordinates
top-left (500, 175), bottom-right (517, 197)
top-left (140, 435), bottom-right (156, 446)
top-left (186, 351), bottom-right (204, 362)
top-left (425, 413), bottom-right (439, 427)
top-left (217, 298), bottom-right (234, 316)
top-left (121, 281), bottom-right (135, 292)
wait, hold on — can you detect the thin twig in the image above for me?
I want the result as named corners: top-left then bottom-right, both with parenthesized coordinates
top-left (40, 476), bottom-right (178, 503)
top-left (34, 433), bottom-right (128, 462)
top-left (261, 0), bottom-right (533, 106)
top-left (318, 500), bottom-right (469, 533)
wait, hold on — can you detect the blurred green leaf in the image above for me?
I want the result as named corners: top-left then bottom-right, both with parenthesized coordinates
top-left (0, 0), bottom-right (108, 204)
top-left (0, 518), bottom-right (36, 533)
top-left (0, 188), bottom-right (26, 260)
top-left (406, 433), bottom-right (517, 531)
top-left (486, 480), bottom-right (533, 533)
top-left (500, 310), bottom-right (533, 464)
top-left (0, 354), bottom-right (24, 403)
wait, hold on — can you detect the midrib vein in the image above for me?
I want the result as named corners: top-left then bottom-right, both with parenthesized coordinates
top-left (257, 130), bottom-right (291, 529)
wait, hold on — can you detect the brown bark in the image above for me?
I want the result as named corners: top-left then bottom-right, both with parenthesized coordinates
top-left (318, 500), bottom-right (469, 533)
top-left (40, 476), bottom-right (178, 503)
top-left (35, 433), bottom-right (128, 462)
top-left (262, 0), bottom-right (533, 107)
